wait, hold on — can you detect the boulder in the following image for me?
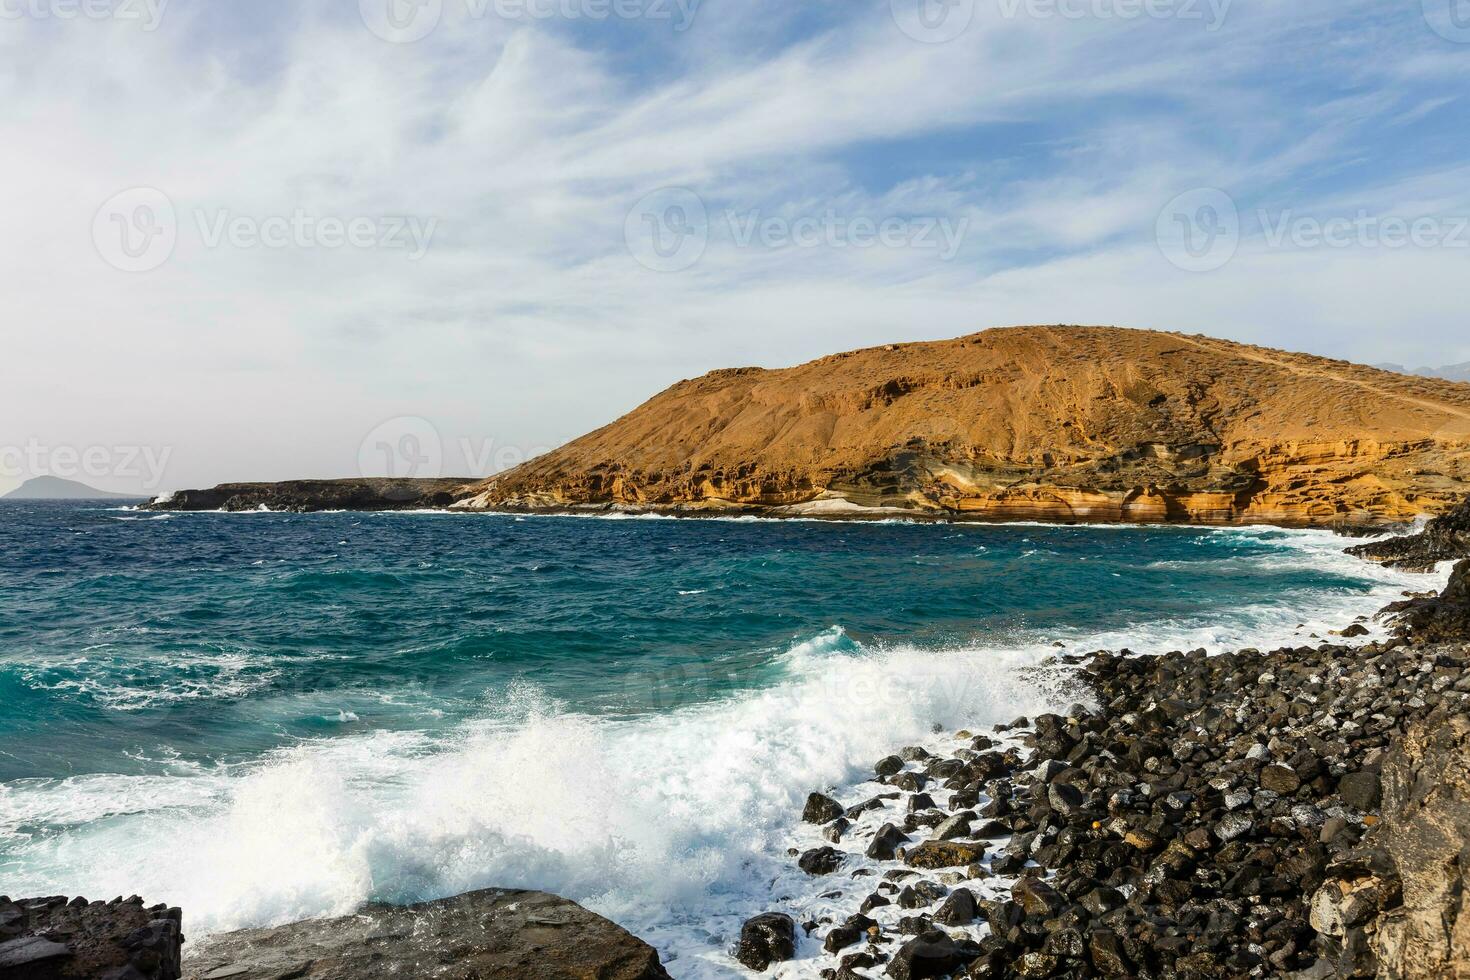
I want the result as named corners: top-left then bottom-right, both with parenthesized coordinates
top-left (886, 930), bottom-right (982, 980)
top-left (798, 846), bottom-right (846, 876)
top-left (1368, 717), bottom-right (1470, 978)
top-left (734, 912), bottom-right (797, 972)
top-left (804, 792), bottom-right (846, 824)
top-left (182, 890), bottom-right (671, 980)
top-left (903, 841), bottom-right (986, 869)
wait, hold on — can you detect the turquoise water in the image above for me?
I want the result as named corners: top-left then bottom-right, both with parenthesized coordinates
top-left (0, 502), bottom-right (1431, 973)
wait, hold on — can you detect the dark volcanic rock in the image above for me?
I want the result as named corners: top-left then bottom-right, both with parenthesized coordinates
top-left (799, 846), bottom-right (846, 876)
top-left (182, 889), bottom-right (671, 980)
top-left (886, 930), bottom-right (982, 980)
top-left (145, 478), bottom-right (470, 513)
top-left (867, 823), bottom-right (909, 860)
top-left (0, 895), bottom-right (182, 980)
top-left (1348, 495), bottom-right (1470, 569)
top-left (774, 516), bottom-right (1470, 980)
top-left (735, 912), bottom-right (797, 972)
top-left (1382, 558), bottom-right (1470, 643)
top-left (804, 792), bottom-right (846, 824)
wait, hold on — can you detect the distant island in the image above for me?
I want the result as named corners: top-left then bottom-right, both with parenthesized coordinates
top-left (3, 476), bottom-right (143, 500)
top-left (149, 326), bottom-right (1470, 527)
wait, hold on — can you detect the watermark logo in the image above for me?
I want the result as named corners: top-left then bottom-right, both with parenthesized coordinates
top-left (725, 209), bottom-right (969, 259)
top-left (93, 187), bottom-right (177, 273)
top-left (1259, 211), bottom-right (1470, 250)
top-left (358, 416), bottom-right (445, 480)
top-left (1, 439), bottom-right (173, 491)
top-left (92, 189), bottom-right (438, 272)
top-left (1422, 0), bottom-right (1470, 42)
top-left (0, 0), bottom-right (169, 30)
top-left (1156, 187), bottom-right (1239, 273)
top-left (361, 0), bottom-right (700, 43)
top-left (626, 187), bottom-right (709, 273)
top-left (359, 0), bottom-right (443, 43)
top-left (890, 0), bottom-right (975, 43)
top-left (193, 209), bottom-right (437, 259)
top-left (995, 0), bottom-right (1231, 29)
top-left (625, 188), bottom-right (971, 271)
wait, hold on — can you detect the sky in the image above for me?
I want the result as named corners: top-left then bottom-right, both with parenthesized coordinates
top-left (2, 0), bottom-right (1468, 494)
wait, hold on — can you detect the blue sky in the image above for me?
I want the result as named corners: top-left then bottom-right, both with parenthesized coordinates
top-left (2, 0), bottom-right (1468, 492)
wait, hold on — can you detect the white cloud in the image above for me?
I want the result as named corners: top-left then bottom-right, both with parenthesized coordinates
top-left (1, 0), bottom-right (1465, 492)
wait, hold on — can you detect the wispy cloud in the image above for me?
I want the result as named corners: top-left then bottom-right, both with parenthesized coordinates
top-left (1, 0), bottom-right (1467, 491)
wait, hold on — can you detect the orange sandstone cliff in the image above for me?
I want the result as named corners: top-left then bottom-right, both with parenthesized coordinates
top-left (457, 326), bottom-right (1470, 525)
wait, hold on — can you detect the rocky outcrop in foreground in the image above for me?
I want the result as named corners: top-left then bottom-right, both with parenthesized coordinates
top-left (750, 564), bottom-right (1470, 979)
top-left (181, 889), bottom-right (672, 980)
top-left (144, 478), bottom-right (470, 513)
top-left (457, 326), bottom-right (1470, 525)
top-left (0, 895), bottom-right (182, 980)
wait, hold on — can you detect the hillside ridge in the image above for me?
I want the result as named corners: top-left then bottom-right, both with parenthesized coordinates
top-left (455, 325), bottom-right (1470, 525)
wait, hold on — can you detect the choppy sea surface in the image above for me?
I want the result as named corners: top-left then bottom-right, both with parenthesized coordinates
top-left (0, 501), bottom-right (1440, 975)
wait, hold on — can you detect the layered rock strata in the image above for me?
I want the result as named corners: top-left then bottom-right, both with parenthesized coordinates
top-left (454, 327), bottom-right (1470, 526)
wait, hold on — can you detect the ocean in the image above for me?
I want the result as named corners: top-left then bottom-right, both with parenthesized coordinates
top-left (0, 501), bottom-right (1440, 975)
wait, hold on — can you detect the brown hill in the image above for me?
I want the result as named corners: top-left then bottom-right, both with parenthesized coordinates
top-left (459, 325), bottom-right (1470, 524)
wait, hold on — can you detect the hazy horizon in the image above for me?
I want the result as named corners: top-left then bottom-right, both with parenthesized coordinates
top-left (4, 1), bottom-right (1469, 496)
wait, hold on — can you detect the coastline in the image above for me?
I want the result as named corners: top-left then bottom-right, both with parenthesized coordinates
top-left (7, 503), bottom-right (1465, 980)
top-left (139, 480), bottom-right (1413, 534)
top-left (732, 504), bottom-right (1470, 979)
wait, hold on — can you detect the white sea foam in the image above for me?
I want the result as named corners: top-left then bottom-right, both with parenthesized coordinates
top-left (0, 527), bottom-right (1444, 977)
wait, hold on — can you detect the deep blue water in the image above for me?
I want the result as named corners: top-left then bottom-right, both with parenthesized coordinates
top-left (0, 501), bottom-right (1429, 971)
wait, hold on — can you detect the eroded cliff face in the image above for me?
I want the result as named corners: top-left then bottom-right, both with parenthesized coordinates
top-left (457, 327), bottom-right (1470, 525)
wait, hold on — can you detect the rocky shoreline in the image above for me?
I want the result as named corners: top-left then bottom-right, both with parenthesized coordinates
top-left (141, 481), bottom-right (1414, 535)
top-left (737, 508), bottom-right (1470, 979)
top-left (12, 504), bottom-right (1469, 980)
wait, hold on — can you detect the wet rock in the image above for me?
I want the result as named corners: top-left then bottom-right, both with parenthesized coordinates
top-left (932, 888), bottom-right (977, 926)
top-left (1088, 929), bottom-right (1132, 976)
top-left (805, 793), bottom-right (846, 824)
top-left (904, 841), bottom-right (986, 869)
top-left (799, 847), bottom-right (846, 876)
top-left (824, 817), bottom-right (851, 843)
top-left (823, 924), bottom-right (862, 955)
top-left (876, 756), bottom-right (905, 778)
top-left (897, 880), bottom-right (948, 909)
top-left (867, 824), bottom-right (909, 861)
top-left (734, 913), bottom-right (797, 972)
top-left (1010, 877), bottom-right (1063, 918)
top-left (886, 930), bottom-right (982, 980)
top-left (932, 813), bottom-right (974, 841)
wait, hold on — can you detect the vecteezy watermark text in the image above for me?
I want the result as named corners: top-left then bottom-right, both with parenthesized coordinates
top-left (1157, 187), bottom-right (1469, 272)
top-left (995, 0), bottom-right (1231, 29)
top-left (0, 0), bottom-right (167, 29)
top-left (93, 188), bottom-right (438, 272)
top-left (1, 439), bottom-right (173, 490)
top-left (358, 416), bottom-right (553, 482)
top-left (889, 0), bottom-right (1230, 43)
top-left (1259, 210), bottom-right (1470, 250)
top-left (624, 188), bottom-right (970, 272)
top-left (358, 0), bottom-right (700, 43)
top-left (194, 210), bottom-right (437, 259)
